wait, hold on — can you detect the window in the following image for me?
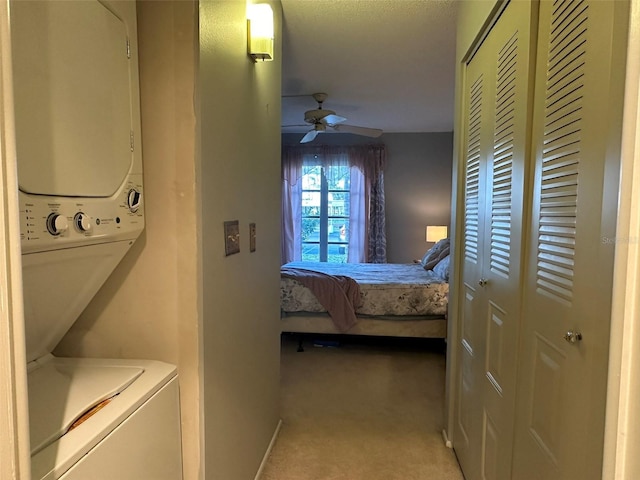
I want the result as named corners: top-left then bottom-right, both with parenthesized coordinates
top-left (301, 164), bottom-right (350, 262)
top-left (281, 144), bottom-right (387, 265)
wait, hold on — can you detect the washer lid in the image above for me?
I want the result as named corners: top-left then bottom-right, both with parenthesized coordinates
top-left (27, 357), bottom-right (143, 456)
top-left (28, 357), bottom-right (177, 480)
top-left (11, 0), bottom-right (133, 197)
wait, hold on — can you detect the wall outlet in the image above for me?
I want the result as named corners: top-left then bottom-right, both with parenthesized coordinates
top-left (224, 220), bottom-right (240, 256)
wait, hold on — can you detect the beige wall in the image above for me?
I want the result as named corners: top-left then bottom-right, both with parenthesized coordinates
top-left (198, 1), bottom-right (282, 479)
top-left (55, 1), bottom-right (202, 478)
top-left (55, 1), bottom-right (282, 479)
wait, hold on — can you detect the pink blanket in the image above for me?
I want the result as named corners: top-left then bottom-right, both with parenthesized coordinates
top-left (280, 266), bottom-right (361, 332)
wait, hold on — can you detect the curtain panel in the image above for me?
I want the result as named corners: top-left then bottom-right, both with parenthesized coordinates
top-left (281, 144), bottom-right (387, 264)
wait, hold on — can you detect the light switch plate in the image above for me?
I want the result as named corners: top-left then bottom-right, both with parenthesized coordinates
top-left (224, 220), bottom-right (240, 256)
top-left (249, 223), bottom-right (256, 252)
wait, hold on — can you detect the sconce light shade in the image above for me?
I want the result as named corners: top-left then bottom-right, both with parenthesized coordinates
top-left (247, 3), bottom-right (274, 62)
top-left (426, 225), bottom-right (448, 243)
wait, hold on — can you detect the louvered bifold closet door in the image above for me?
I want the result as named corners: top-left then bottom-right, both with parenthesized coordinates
top-left (477, 3), bottom-right (534, 479)
top-left (511, 1), bottom-right (629, 479)
top-left (453, 42), bottom-right (488, 479)
top-left (453, 2), bottom-right (535, 479)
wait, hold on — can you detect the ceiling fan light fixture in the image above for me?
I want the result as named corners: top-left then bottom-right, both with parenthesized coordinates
top-left (291, 93), bottom-right (384, 142)
top-left (304, 108), bottom-right (334, 123)
top-left (247, 3), bottom-right (274, 62)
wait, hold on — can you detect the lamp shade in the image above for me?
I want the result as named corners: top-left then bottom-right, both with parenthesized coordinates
top-left (426, 225), bottom-right (448, 243)
top-left (247, 4), bottom-right (274, 62)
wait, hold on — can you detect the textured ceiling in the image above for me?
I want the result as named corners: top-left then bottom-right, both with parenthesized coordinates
top-left (280, 0), bottom-right (458, 137)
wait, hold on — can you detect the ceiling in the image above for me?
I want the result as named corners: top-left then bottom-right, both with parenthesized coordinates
top-left (280, 0), bottom-right (459, 138)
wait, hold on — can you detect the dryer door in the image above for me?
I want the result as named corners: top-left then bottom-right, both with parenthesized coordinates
top-left (11, 0), bottom-right (133, 198)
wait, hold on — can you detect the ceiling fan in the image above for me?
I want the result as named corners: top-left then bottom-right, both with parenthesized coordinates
top-left (283, 93), bottom-right (383, 143)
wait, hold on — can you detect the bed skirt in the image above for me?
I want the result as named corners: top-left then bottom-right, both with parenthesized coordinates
top-left (281, 312), bottom-right (447, 339)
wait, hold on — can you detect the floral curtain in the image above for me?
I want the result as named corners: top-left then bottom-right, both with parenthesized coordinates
top-left (281, 144), bottom-right (387, 264)
top-left (363, 146), bottom-right (387, 263)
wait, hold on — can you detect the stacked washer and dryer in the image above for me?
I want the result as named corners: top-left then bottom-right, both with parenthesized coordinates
top-left (10, 1), bottom-right (183, 478)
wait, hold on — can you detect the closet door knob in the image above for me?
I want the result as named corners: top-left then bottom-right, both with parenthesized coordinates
top-left (563, 330), bottom-right (583, 344)
top-left (478, 278), bottom-right (488, 287)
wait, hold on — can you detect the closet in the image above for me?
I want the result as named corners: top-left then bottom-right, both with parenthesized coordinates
top-left (452, 1), bottom-right (629, 479)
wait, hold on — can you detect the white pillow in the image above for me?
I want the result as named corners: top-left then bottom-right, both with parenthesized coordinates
top-left (421, 238), bottom-right (450, 270)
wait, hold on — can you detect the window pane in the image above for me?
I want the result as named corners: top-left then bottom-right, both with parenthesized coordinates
top-left (325, 165), bottom-right (350, 190)
top-left (302, 165), bottom-right (322, 190)
top-left (328, 192), bottom-right (349, 217)
top-left (328, 218), bottom-right (348, 244)
top-left (302, 243), bottom-right (319, 262)
top-left (301, 217), bottom-right (320, 242)
top-left (302, 207), bottom-right (319, 217)
top-left (327, 243), bottom-right (347, 263)
top-left (301, 191), bottom-right (320, 210)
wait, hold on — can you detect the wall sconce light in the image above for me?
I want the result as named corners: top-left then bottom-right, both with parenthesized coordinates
top-left (426, 225), bottom-right (448, 243)
top-left (247, 3), bottom-right (274, 62)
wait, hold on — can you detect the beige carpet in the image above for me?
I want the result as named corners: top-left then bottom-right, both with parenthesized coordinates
top-left (260, 335), bottom-right (465, 480)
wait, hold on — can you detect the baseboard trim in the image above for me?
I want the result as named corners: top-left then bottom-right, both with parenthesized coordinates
top-left (442, 428), bottom-right (453, 448)
top-left (254, 419), bottom-right (283, 480)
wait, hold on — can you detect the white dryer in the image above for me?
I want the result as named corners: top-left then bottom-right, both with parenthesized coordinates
top-left (10, 1), bottom-right (183, 478)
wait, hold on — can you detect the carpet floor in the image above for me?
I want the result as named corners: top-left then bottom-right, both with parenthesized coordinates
top-left (260, 334), bottom-right (465, 480)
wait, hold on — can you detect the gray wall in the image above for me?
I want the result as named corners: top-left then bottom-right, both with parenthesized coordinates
top-left (282, 132), bottom-right (453, 263)
top-left (200, 2), bottom-right (283, 479)
top-left (384, 133), bottom-right (453, 262)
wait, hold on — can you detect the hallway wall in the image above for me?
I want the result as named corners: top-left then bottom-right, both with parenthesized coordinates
top-left (199, 1), bottom-right (283, 478)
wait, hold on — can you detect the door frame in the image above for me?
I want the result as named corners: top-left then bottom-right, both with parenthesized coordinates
top-left (446, 2), bottom-right (640, 480)
top-left (603, 0), bottom-right (640, 477)
top-left (0, 0), bottom-right (31, 477)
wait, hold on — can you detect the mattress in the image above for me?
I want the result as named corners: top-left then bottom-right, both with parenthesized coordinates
top-left (280, 261), bottom-right (448, 317)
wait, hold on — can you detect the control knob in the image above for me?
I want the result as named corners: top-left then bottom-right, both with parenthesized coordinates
top-left (74, 212), bottom-right (92, 232)
top-left (46, 213), bottom-right (69, 236)
top-left (127, 188), bottom-right (142, 213)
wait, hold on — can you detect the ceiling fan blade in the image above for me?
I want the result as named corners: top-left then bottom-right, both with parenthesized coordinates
top-left (332, 124), bottom-right (383, 138)
top-left (282, 124), bottom-right (310, 128)
top-left (322, 114), bottom-right (347, 126)
top-left (300, 129), bottom-right (320, 143)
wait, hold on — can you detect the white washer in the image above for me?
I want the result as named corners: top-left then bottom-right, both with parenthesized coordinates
top-left (10, 1), bottom-right (183, 478)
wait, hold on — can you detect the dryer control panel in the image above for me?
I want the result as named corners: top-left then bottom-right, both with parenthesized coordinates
top-left (19, 174), bottom-right (144, 254)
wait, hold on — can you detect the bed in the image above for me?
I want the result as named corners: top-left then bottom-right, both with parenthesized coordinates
top-left (280, 240), bottom-right (451, 339)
